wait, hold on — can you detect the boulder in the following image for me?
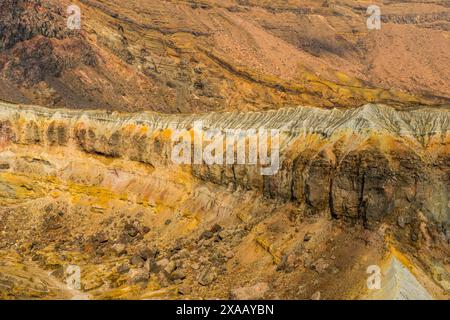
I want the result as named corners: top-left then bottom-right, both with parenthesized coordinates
top-left (230, 282), bottom-right (269, 300)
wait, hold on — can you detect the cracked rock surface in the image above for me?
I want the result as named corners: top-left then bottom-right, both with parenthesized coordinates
top-left (0, 101), bottom-right (448, 299)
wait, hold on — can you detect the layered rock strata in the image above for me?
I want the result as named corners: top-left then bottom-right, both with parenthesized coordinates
top-left (0, 101), bottom-right (448, 229)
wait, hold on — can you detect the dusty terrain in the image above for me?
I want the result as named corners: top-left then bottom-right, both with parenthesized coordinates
top-left (0, 0), bottom-right (449, 112)
top-left (0, 102), bottom-right (448, 299)
top-left (0, 0), bottom-right (449, 300)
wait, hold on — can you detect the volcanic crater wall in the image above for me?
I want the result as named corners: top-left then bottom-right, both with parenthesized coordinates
top-left (0, 101), bottom-right (448, 232)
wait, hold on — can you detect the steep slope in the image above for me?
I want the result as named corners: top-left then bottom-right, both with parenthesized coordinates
top-left (0, 0), bottom-right (449, 112)
top-left (0, 101), bottom-right (448, 299)
top-left (0, 0), bottom-right (448, 301)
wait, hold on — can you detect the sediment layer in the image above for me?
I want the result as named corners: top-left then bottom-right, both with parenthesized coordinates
top-left (0, 101), bottom-right (449, 299)
top-left (0, 101), bottom-right (448, 227)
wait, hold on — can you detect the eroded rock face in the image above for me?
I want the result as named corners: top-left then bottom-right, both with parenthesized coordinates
top-left (0, 101), bottom-right (448, 229)
top-left (0, 0), bottom-right (449, 301)
top-left (1, 1), bottom-right (449, 111)
top-left (0, 0), bottom-right (66, 50)
top-left (0, 101), bottom-right (448, 300)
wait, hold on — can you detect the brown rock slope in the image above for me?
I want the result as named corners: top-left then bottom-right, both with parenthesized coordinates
top-left (0, 0), bottom-right (449, 112)
top-left (0, 101), bottom-right (448, 299)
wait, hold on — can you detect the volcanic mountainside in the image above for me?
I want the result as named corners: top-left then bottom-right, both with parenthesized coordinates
top-left (1, 0), bottom-right (449, 111)
top-left (0, 0), bottom-right (448, 299)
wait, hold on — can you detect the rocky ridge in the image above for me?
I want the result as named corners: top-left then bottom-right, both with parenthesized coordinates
top-left (1, 0), bottom-right (449, 111)
top-left (0, 101), bottom-right (448, 299)
top-left (0, 101), bottom-right (448, 226)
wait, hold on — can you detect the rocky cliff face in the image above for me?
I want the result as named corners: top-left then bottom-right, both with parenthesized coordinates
top-left (1, 0), bottom-right (449, 111)
top-left (1, 101), bottom-right (449, 247)
top-left (1, 101), bottom-right (448, 226)
top-left (0, 101), bottom-right (448, 299)
top-left (0, 0), bottom-right (449, 301)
